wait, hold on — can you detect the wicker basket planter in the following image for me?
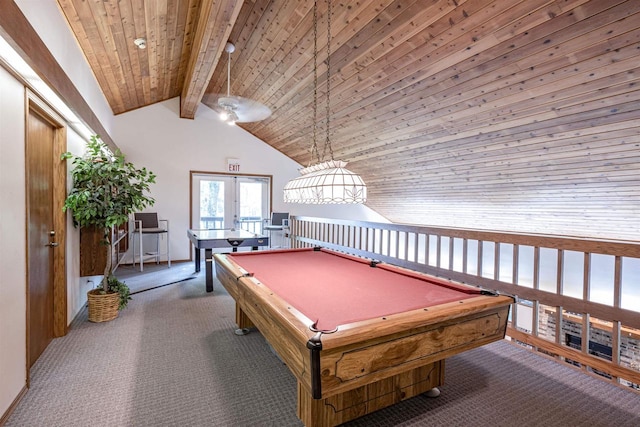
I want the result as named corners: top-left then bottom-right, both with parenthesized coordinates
top-left (87, 289), bottom-right (120, 322)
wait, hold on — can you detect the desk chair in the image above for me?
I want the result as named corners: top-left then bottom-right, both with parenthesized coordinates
top-left (131, 212), bottom-right (171, 271)
top-left (264, 212), bottom-right (289, 248)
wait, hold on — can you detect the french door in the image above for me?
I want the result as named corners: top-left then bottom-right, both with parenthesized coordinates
top-left (191, 173), bottom-right (270, 233)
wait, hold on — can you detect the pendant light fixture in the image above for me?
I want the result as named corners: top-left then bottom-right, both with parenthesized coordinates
top-left (283, 0), bottom-right (366, 204)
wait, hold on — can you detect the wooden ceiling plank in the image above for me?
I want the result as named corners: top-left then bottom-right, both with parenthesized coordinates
top-left (127, 0), bottom-right (151, 105)
top-left (104, 0), bottom-right (142, 109)
top-left (117, 0), bottom-right (147, 106)
top-left (143, 0), bottom-right (159, 103)
top-left (156, 0), bottom-right (169, 100)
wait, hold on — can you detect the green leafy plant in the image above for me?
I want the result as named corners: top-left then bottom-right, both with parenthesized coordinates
top-left (62, 135), bottom-right (156, 305)
top-left (107, 275), bottom-right (131, 310)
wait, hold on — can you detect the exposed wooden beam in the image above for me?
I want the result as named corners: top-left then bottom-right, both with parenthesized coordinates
top-left (180, 0), bottom-right (243, 119)
top-left (0, 0), bottom-right (115, 149)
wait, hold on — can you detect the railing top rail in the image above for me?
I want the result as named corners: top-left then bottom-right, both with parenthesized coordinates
top-left (291, 216), bottom-right (640, 257)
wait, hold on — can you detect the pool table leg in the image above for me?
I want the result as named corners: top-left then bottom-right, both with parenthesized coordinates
top-left (297, 361), bottom-right (444, 427)
top-left (235, 304), bottom-right (254, 332)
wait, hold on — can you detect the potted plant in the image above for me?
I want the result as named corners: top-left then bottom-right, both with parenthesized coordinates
top-left (62, 135), bottom-right (156, 322)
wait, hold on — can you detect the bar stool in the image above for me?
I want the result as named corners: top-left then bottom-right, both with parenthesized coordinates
top-left (264, 212), bottom-right (289, 248)
top-left (131, 212), bottom-right (170, 271)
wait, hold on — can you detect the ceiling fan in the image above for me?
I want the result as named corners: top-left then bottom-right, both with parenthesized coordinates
top-left (212, 42), bottom-right (271, 125)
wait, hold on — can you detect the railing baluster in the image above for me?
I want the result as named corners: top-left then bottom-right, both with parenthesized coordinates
top-left (557, 249), bottom-right (564, 296)
top-left (462, 238), bottom-right (468, 274)
top-left (494, 242), bottom-right (500, 281)
top-left (584, 252), bottom-right (591, 301)
top-left (477, 240), bottom-right (483, 278)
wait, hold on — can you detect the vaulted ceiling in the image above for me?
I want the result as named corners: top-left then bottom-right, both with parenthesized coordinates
top-left (56, 0), bottom-right (640, 240)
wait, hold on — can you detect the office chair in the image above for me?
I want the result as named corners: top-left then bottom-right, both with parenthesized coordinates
top-left (131, 212), bottom-right (171, 271)
top-left (264, 212), bottom-right (289, 248)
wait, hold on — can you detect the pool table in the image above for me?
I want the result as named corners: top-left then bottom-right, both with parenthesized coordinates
top-left (214, 247), bottom-right (514, 427)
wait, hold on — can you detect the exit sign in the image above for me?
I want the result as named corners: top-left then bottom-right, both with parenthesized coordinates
top-left (227, 158), bottom-right (240, 172)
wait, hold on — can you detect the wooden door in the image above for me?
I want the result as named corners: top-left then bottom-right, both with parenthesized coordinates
top-left (27, 107), bottom-right (56, 368)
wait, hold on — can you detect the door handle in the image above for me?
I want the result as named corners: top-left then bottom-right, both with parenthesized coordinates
top-left (46, 242), bottom-right (59, 247)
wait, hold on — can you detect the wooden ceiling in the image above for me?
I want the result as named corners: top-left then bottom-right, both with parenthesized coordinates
top-left (57, 0), bottom-right (640, 240)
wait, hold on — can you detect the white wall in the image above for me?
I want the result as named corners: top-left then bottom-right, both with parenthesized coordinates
top-left (113, 98), bottom-right (386, 262)
top-left (0, 64), bottom-right (28, 419)
top-left (64, 130), bottom-right (102, 323)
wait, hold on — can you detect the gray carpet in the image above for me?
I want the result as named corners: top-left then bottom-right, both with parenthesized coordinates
top-left (5, 271), bottom-right (640, 427)
top-left (114, 261), bottom-right (197, 293)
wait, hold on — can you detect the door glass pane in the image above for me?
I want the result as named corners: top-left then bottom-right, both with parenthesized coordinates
top-left (238, 181), bottom-right (264, 233)
top-left (199, 180), bottom-right (224, 229)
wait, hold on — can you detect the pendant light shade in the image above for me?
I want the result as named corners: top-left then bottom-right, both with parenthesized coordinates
top-left (283, 160), bottom-right (367, 204)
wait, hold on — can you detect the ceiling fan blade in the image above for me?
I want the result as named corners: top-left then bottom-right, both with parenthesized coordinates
top-left (209, 94), bottom-right (272, 123)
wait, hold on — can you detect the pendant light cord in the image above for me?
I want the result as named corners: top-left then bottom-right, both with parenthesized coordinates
top-left (323, 0), bottom-right (334, 162)
top-left (309, 0), bottom-right (333, 166)
top-left (309, 0), bottom-right (320, 166)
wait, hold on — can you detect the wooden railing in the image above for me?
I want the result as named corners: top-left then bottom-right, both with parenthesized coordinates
top-left (289, 216), bottom-right (640, 391)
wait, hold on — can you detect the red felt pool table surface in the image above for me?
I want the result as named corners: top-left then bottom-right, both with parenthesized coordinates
top-left (227, 247), bottom-right (483, 331)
